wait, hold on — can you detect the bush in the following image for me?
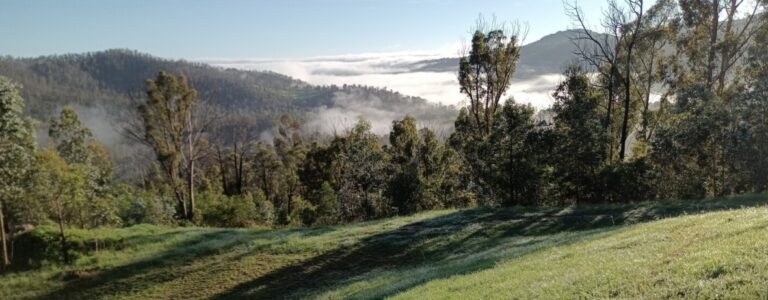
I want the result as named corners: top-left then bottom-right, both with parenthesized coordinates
top-left (312, 181), bottom-right (339, 225)
top-left (288, 195), bottom-right (316, 226)
top-left (252, 190), bottom-right (275, 226)
top-left (199, 192), bottom-right (258, 228)
top-left (600, 159), bottom-right (656, 203)
top-left (116, 187), bottom-right (176, 226)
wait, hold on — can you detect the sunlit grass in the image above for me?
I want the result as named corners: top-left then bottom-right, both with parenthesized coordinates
top-left (2, 194), bottom-right (767, 299)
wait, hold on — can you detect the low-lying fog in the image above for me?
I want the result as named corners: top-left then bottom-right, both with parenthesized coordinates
top-left (206, 52), bottom-right (562, 109)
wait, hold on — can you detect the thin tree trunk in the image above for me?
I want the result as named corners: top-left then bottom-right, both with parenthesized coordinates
top-left (642, 47), bottom-right (656, 140)
top-left (54, 195), bottom-right (69, 264)
top-left (605, 68), bottom-right (615, 130)
top-left (606, 67), bottom-right (616, 164)
top-left (619, 49), bottom-right (633, 161)
top-left (217, 146), bottom-right (228, 194)
top-left (707, 0), bottom-right (720, 86)
top-left (236, 146), bottom-right (245, 195)
top-left (619, 1), bottom-right (644, 161)
top-left (187, 160), bottom-right (195, 221)
top-left (0, 203), bottom-right (9, 271)
top-left (717, 0), bottom-right (737, 96)
top-left (187, 111), bottom-right (196, 221)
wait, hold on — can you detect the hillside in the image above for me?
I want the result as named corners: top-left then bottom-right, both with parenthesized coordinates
top-left (0, 50), bottom-right (458, 180)
top-left (3, 194), bottom-right (768, 299)
top-left (0, 49), bottom-right (457, 132)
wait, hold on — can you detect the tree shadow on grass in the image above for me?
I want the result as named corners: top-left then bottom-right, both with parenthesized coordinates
top-left (28, 194), bottom-right (768, 299)
top-left (31, 226), bottom-right (337, 300)
top-left (212, 195), bottom-right (768, 299)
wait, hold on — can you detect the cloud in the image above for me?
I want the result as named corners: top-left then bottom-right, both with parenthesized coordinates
top-left (204, 51), bottom-right (563, 109)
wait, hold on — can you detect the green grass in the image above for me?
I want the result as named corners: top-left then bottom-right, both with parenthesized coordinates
top-left (3, 194), bottom-right (768, 299)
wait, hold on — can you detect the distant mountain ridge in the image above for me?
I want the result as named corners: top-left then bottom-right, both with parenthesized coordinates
top-left (407, 30), bottom-right (605, 79)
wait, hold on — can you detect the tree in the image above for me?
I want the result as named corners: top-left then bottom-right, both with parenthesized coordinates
top-left (0, 76), bottom-right (36, 271)
top-left (677, 0), bottom-right (764, 96)
top-left (312, 181), bottom-right (339, 225)
top-left (35, 148), bottom-right (88, 264)
top-left (416, 127), bottom-right (464, 210)
top-left (551, 66), bottom-right (610, 204)
top-left (131, 72), bottom-right (209, 221)
top-left (210, 113), bottom-right (258, 196)
top-left (458, 22), bottom-right (523, 137)
top-left (723, 19), bottom-right (768, 193)
top-left (452, 22), bottom-right (524, 201)
top-left (273, 114), bottom-right (307, 224)
top-left (49, 107), bottom-right (93, 164)
top-left (568, 0), bottom-right (647, 161)
top-left (252, 142), bottom-right (282, 206)
top-left (49, 108), bottom-right (115, 228)
top-left (651, 84), bottom-right (730, 199)
top-left (321, 120), bottom-right (390, 221)
top-left (387, 116), bottom-right (421, 214)
top-left (488, 100), bottom-right (544, 206)
top-left (448, 107), bottom-right (491, 197)
top-left (632, 0), bottom-right (677, 151)
top-left (567, 0), bottom-right (623, 135)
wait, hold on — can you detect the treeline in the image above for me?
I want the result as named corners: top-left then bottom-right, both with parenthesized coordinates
top-left (2, 0), bottom-right (768, 270)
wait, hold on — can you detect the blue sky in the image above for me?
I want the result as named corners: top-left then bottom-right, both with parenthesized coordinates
top-left (1, 0), bottom-right (615, 59)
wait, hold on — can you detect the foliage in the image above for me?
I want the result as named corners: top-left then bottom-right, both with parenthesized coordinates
top-left (197, 191), bottom-right (259, 228)
top-left (550, 67), bottom-right (610, 204)
top-left (136, 71), bottom-right (206, 221)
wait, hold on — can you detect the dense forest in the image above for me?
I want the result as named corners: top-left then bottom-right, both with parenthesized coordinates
top-left (0, 50), bottom-right (458, 181)
top-left (1, 0), bottom-right (768, 272)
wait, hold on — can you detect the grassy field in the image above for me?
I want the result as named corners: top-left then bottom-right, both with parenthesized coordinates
top-left (2, 194), bottom-right (768, 299)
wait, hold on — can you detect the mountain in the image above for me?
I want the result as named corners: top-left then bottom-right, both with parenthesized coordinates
top-left (0, 49), bottom-right (458, 133)
top-left (408, 30), bottom-right (604, 79)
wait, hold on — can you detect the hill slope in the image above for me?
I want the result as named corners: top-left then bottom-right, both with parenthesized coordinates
top-left (0, 50), bottom-right (457, 132)
top-left (3, 195), bottom-right (768, 299)
top-left (0, 50), bottom-right (458, 180)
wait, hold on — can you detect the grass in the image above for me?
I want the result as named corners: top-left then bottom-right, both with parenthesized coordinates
top-left (2, 194), bottom-right (768, 299)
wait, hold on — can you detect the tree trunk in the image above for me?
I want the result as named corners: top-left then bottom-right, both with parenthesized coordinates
top-left (619, 3), bottom-right (644, 161)
top-left (54, 197), bottom-right (69, 264)
top-left (717, 0), bottom-right (737, 96)
top-left (606, 67), bottom-right (617, 164)
top-left (187, 160), bottom-right (195, 221)
top-left (707, 0), bottom-right (720, 86)
top-left (236, 147), bottom-right (245, 195)
top-left (642, 46), bottom-right (656, 140)
top-left (605, 67), bottom-right (616, 130)
top-left (175, 188), bottom-right (187, 219)
top-left (0, 203), bottom-right (9, 271)
top-left (186, 110), bottom-right (196, 221)
top-left (217, 146), bottom-right (228, 194)
top-left (619, 48), bottom-right (633, 161)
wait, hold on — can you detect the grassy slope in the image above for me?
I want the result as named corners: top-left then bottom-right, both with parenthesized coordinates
top-left (2, 195), bottom-right (768, 299)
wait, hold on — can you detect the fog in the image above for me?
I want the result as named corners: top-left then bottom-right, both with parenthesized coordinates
top-left (206, 52), bottom-right (563, 109)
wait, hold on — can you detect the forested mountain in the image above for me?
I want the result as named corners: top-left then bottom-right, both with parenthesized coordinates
top-left (0, 49), bottom-right (458, 133)
top-left (409, 30), bottom-right (607, 79)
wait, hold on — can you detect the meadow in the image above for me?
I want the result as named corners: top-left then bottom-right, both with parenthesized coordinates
top-left (3, 194), bottom-right (768, 299)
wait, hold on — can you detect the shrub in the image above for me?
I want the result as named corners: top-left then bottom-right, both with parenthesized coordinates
top-left (199, 192), bottom-right (258, 228)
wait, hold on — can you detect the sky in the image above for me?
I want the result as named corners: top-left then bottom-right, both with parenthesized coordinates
top-left (1, 0), bottom-right (617, 59)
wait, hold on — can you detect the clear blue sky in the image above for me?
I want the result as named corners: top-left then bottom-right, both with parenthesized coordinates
top-left (1, 0), bottom-right (617, 59)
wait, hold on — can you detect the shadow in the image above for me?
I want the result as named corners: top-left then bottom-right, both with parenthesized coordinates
top-left (212, 195), bottom-right (768, 299)
top-left (26, 194), bottom-right (768, 299)
top-left (32, 225), bottom-right (337, 300)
